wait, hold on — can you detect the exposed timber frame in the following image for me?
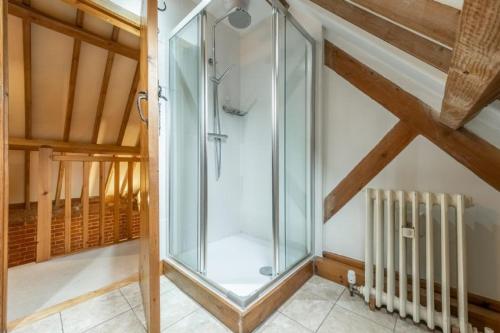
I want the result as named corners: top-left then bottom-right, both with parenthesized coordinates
top-left (0, 0), bottom-right (9, 329)
top-left (309, 0), bottom-right (453, 72)
top-left (349, 0), bottom-right (460, 48)
top-left (8, 1), bottom-right (139, 60)
top-left (104, 65), bottom-right (140, 195)
top-left (54, 9), bottom-right (85, 209)
top-left (323, 41), bottom-right (500, 221)
top-left (60, 0), bottom-right (140, 36)
top-left (9, 137), bottom-right (140, 155)
top-left (324, 121), bottom-right (417, 220)
top-left (440, 0), bottom-right (500, 129)
top-left (22, 0), bottom-right (31, 210)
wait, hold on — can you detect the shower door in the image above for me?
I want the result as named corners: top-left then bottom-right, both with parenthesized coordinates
top-left (168, 12), bottom-right (207, 273)
top-left (278, 14), bottom-right (315, 273)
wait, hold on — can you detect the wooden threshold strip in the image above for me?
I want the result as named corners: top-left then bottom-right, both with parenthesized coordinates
top-left (324, 40), bottom-right (500, 194)
top-left (7, 274), bottom-right (138, 332)
top-left (162, 259), bottom-right (313, 333)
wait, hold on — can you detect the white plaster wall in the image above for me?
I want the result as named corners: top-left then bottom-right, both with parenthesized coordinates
top-left (308, 0), bottom-right (500, 300)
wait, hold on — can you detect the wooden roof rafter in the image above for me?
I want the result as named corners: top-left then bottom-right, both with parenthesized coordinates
top-left (8, 1), bottom-right (139, 59)
top-left (60, 0), bottom-right (140, 36)
top-left (103, 65), bottom-right (140, 195)
top-left (54, 9), bottom-right (85, 209)
top-left (310, 0), bottom-right (454, 73)
top-left (323, 41), bottom-right (500, 221)
top-left (78, 25), bottom-right (121, 200)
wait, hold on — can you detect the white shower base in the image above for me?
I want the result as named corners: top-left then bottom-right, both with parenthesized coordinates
top-left (206, 233), bottom-right (273, 298)
top-left (173, 233), bottom-right (307, 300)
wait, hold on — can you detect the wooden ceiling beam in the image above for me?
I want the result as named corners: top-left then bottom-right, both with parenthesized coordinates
top-left (52, 155), bottom-right (140, 162)
top-left (8, 1), bottom-right (139, 60)
top-left (82, 26), bottom-right (120, 200)
top-left (324, 41), bottom-right (500, 198)
top-left (324, 121), bottom-right (417, 221)
top-left (91, 26), bottom-right (119, 143)
top-left (310, 0), bottom-right (452, 72)
top-left (104, 64), bottom-right (139, 194)
top-left (9, 137), bottom-right (140, 155)
top-left (350, 0), bottom-right (460, 48)
top-left (60, 0), bottom-right (140, 36)
top-left (54, 9), bottom-right (84, 209)
top-left (440, 0), bottom-right (500, 129)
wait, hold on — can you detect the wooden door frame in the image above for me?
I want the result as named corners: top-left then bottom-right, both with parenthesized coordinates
top-left (139, 0), bottom-right (160, 332)
top-left (0, 0), bottom-right (8, 331)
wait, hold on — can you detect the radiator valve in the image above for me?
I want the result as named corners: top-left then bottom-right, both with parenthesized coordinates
top-left (347, 270), bottom-right (356, 296)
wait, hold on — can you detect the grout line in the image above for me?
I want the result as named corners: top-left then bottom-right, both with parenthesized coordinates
top-left (334, 291), bottom-right (397, 332)
top-left (131, 304), bottom-right (147, 330)
top-left (313, 301), bottom-right (336, 332)
top-left (118, 287), bottom-right (135, 309)
top-left (80, 307), bottom-right (132, 333)
top-left (59, 312), bottom-right (65, 333)
top-left (279, 311), bottom-right (316, 332)
top-left (161, 309), bottom-right (199, 332)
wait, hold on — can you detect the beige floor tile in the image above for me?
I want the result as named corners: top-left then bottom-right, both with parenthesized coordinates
top-left (160, 276), bottom-right (177, 294)
top-left (317, 305), bottom-right (392, 333)
top-left (10, 313), bottom-right (63, 333)
top-left (120, 282), bottom-right (142, 308)
top-left (61, 290), bottom-right (131, 333)
top-left (84, 310), bottom-right (145, 333)
top-left (336, 289), bottom-right (397, 330)
top-left (165, 309), bottom-right (230, 333)
top-left (395, 317), bottom-right (436, 332)
top-left (255, 313), bottom-right (312, 333)
top-left (280, 298), bottom-right (334, 331)
top-left (133, 288), bottom-right (200, 330)
top-left (294, 276), bottom-right (345, 301)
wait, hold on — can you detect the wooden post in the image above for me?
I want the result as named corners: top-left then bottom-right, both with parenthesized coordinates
top-left (37, 147), bottom-right (52, 262)
top-left (114, 161), bottom-right (120, 242)
top-left (82, 161), bottom-right (90, 248)
top-left (64, 161), bottom-right (72, 253)
top-left (127, 162), bottom-right (133, 239)
top-left (99, 161), bottom-right (105, 245)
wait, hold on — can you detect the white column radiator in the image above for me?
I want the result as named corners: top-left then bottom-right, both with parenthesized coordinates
top-left (358, 188), bottom-right (493, 333)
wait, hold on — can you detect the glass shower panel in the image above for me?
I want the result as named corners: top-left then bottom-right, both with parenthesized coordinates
top-left (281, 16), bottom-right (313, 271)
top-left (169, 15), bottom-right (202, 272)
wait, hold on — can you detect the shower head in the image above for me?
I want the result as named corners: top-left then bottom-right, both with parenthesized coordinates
top-left (224, 0), bottom-right (251, 29)
top-left (228, 8), bottom-right (251, 29)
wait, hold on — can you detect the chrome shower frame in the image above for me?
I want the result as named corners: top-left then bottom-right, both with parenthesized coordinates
top-left (167, 0), bottom-right (317, 308)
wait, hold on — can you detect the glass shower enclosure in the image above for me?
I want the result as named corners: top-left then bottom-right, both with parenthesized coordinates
top-left (168, 0), bottom-right (315, 307)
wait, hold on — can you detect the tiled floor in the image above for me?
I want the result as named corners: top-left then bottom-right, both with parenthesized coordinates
top-left (11, 275), bottom-right (433, 333)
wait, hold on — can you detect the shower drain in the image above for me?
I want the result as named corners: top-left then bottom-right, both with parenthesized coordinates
top-left (259, 266), bottom-right (273, 276)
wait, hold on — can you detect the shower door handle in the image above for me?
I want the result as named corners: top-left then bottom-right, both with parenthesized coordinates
top-left (136, 91), bottom-right (148, 125)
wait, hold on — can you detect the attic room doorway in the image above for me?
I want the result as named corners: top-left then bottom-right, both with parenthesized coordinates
top-left (0, 0), bottom-right (160, 331)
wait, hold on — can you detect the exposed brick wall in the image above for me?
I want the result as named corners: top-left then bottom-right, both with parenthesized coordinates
top-left (8, 198), bottom-right (141, 267)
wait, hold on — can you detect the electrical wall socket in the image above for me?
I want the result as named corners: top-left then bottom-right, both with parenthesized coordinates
top-left (347, 270), bottom-right (356, 284)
